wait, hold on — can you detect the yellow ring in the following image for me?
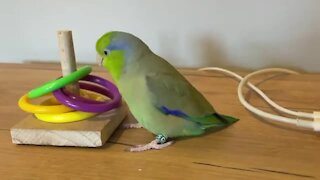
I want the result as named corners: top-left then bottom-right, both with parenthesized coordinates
top-left (79, 89), bottom-right (109, 102)
top-left (34, 111), bottom-right (96, 123)
top-left (18, 89), bottom-right (109, 114)
top-left (33, 90), bottom-right (107, 123)
top-left (18, 94), bottom-right (73, 114)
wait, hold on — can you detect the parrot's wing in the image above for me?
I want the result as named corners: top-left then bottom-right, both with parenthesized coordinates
top-left (145, 72), bottom-right (238, 127)
top-left (145, 72), bottom-right (214, 117)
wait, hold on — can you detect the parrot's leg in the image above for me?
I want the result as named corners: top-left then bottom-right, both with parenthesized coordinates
top-left (128, 140), bottom-right (174, 152)
top-left (128, 134), bottom-right (174, 152)
top-left (122, 123), bottom-right (143, 129)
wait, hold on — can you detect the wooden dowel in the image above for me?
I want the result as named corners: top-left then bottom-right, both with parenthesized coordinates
top-left (57, 30), bottom-right (80, 95)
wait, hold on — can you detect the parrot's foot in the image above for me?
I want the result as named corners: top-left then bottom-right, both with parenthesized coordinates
top-left (122, 123), bottom-right (143, 129)
top-left (128, 140), bottom-right (174, 152)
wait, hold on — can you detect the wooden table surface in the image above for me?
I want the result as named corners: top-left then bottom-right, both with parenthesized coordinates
top-left (0, 63), bottom-right (319, 180)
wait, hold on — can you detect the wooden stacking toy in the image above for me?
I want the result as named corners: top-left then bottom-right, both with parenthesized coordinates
top-left (10, 30), bottom-right (126, 147)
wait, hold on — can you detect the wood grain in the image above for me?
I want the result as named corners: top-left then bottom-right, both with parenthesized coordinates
top-left (10, 106), bottom-right (127, 147)
top-left (0, 63), bottom-right (320, 179)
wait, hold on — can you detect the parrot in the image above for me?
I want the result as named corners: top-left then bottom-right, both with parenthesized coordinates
top-left (96, 31), bottom-right (238, 152)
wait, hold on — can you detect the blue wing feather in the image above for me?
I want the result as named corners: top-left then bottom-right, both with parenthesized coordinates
top-left (158, 106), bottom-right (189, 118)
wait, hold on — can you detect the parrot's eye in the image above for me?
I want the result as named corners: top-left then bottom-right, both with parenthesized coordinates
top-left (103, 49), bottom-right (110, 56)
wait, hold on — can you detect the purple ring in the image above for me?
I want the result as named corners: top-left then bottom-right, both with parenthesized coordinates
top-left (53, 75), bottom-right (121, 113)
top-left (63, 82), bottom-right (110, 104)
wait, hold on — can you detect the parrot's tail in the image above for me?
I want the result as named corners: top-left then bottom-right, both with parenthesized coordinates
top-left (192, 113), bottom-right (239, 129)
top-left (214, 113), bottom-right (238, 124)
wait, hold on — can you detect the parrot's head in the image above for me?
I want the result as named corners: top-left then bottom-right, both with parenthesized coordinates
top-left (96, 31), bottom-right (150, 81)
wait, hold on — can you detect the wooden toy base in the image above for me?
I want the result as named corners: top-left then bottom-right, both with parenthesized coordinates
top-left (10, 105), bottom-right (127, 147)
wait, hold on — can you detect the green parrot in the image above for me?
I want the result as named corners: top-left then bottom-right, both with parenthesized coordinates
top-left (96, 31), bottom-right (238, 152)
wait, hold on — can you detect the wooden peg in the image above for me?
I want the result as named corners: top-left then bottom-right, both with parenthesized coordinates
top-left (57, 30), bottom-right (80, 95)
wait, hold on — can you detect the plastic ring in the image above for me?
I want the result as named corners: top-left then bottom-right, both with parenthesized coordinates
top-left (27, 66), bottom-right (92, 99)
top-left (53, 75), bottom-right (121, 113)
top-left (33, 89), bottom-right (110, 123)
top-left (64, 82), bottom-right (113, 104)
top-left (18, 94), bottom-right (74, 114)
top-left (34, 111), bottom-right (96, 123)
top-left (18, 83), bottom-right (110, 114)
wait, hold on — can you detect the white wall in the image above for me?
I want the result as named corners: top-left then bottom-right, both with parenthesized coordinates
top-left (1, 0), bottom-right (320, 72)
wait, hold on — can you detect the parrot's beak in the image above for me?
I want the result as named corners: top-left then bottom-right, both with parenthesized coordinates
top-left (99, 58), bottom-right (103, 66)
top-left (96, 54), bottom-right (103, 66)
